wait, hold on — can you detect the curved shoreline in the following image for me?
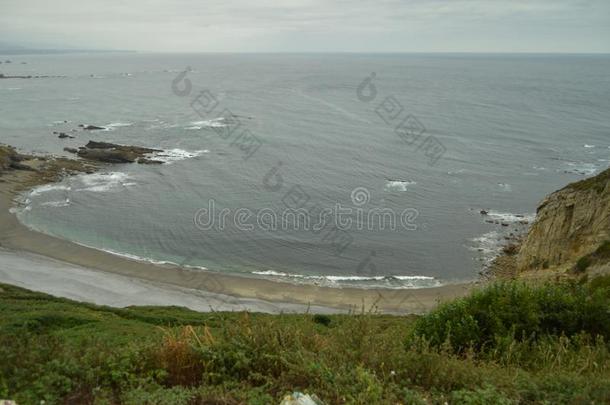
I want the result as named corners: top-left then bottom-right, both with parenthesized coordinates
top-left (0, 167), bottom-right (475, 314)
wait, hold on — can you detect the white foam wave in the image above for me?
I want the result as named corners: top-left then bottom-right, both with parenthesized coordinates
top-left (471, 210), bottom-right (534, 269)
top-left (186, 118), bottom-right (229, 129)
top-left (149, 149), bottom-right (208, 163)
top-left (584, 144), bottom-right (596, 148)
top-left (385, 180), bottom-right (416, 192)
top-left (251, 270), bottom-right (439, 289)
top-left (469, 230), bottom-right (503, 265)
top-left (562, 162), bottom-right (598, 176)
top-left (30, 184), bottom-right (71, 197)
top-left (102, 122), bottom-right (133, 131)
top-left (72, 242), bottom-right (194, 268)
top-left (76, 172), bottom-right (133, 193)
top-left (485, 210), bottom-right (535, 223)
top-left (40, 199), bottom-right (71, 208)
top-left (497, 183), bottom-right (512, 192)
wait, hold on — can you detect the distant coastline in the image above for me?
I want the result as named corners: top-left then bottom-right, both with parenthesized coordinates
top-left (0, 47), bottom-right (135, 55)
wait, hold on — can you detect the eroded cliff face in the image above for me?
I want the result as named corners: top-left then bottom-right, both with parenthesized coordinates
top-left (516, 168), bottom-right (610, 272)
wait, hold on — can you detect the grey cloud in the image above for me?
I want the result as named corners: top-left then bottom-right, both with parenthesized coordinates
top-left (1, 0), bottom-right (608, 52)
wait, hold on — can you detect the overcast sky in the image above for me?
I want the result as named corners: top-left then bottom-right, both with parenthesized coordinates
top-left (2, 0), bottom-right (609, 53)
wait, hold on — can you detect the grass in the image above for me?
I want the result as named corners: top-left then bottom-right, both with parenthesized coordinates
top-left (1, 280), bottom-right (610, 404)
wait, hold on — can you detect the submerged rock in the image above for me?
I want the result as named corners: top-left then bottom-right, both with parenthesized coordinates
top-left (63, 147), bottom-right (78, 154)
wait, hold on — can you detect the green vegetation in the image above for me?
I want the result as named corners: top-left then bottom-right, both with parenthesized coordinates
top-left (575, 256), bottom-right (593, 273)
top-left (413, 281), bottom-right (610, 352)
top-left (1, 279), bottom-right (610, 404)
top-left (573, 240), bottom-right (610, 273)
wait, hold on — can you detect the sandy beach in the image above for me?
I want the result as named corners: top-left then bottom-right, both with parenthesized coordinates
top-left (0, 168), bottom-right (474, 314)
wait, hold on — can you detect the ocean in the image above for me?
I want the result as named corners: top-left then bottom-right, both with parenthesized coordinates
top-left (2, 53), bottom-right (609, 288)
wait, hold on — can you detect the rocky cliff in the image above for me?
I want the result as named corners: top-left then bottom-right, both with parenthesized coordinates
top-left (516, 168), bottom-right (610, 274)
top-left (0, 144), bottom-right (32, 173)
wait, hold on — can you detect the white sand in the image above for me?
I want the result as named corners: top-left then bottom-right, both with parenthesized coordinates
top-left (0, 248), bottom-right (343, 314)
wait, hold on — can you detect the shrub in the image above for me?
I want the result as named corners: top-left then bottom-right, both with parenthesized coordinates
top-left (575, 256), bottom-right (592, 273)
top-left (450, 384), bottom-right (515, 405)
top-left (411, 282), bottom-right (610, 353)
top-left (574, 240), bottom-right (610, 273)
top-left (313, 314), bottom-right (332, 327)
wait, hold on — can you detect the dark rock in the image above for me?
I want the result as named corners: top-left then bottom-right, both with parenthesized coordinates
top-left (501, 223), bottom-right (509, 227)
top-left (58, 133), bottom-right (74, 139)
top-left (1, 145), bottom-right (35, 175)
top-left (9, 161), bottom-right (35, 171)
top-left (52, 131), bottom-right (58, 134)
top-left (85, 141), bottom-right (161, 154)
top-left (502, 244), bottom-right (520, 255)
top-left (63, 147), bottom-right (78, 154)
top-left (137, 158), bottom-right (164, 164)
top-left (485, 220), bottom-right (494, 224)
top-left (480, 210), bottom-right (488, 215)
top-left (77, 148), bottom-right (138, 163)
top-left (77, 141), bottom-right (162, 164)
top-left (82, 125), bottom-right (106, 130)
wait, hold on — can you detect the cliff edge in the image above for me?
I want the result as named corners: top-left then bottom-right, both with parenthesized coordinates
top-left (516, 168), bottom-right (610, 275)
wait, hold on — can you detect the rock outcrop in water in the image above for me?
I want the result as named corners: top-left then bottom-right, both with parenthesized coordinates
top-left (514, 168), bottom-right (610, 276)
top-left (1, 140), bottom-right (167, 189)
top-left (0, 144), bottom-right (100, 190)
top-left (80, 125), bottom-right (106, 131)
top-left (76, 141), bottom-right (162, 164)
top-left (0, 145), bottom-right (33, 174)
